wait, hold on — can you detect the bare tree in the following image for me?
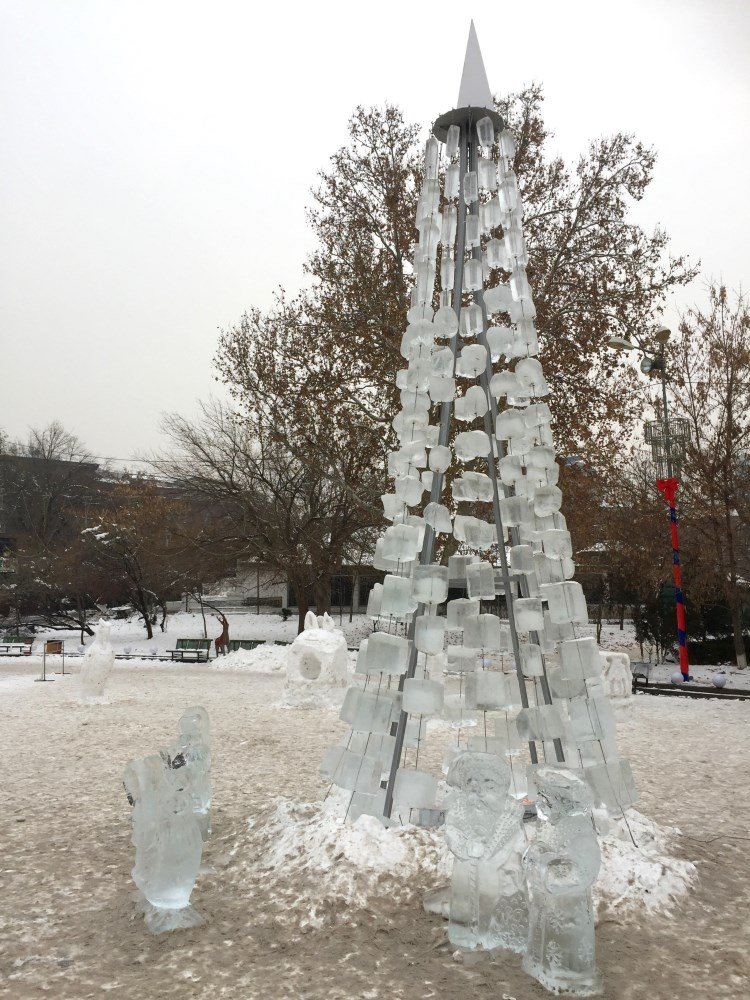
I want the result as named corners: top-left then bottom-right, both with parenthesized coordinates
top-left (670, 284), bottom-right (750, 667)
top-left (157, 400), bottom-right (377, 632)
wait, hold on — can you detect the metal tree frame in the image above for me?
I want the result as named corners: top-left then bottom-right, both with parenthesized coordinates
top-left (383, 108), bottom-right (564, 819)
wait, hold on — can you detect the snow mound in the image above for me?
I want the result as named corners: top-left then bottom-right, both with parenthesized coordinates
top-left (211, 644), bottom-right (287, 674)
top-left (247, 794), bottom-right (450, 926)
top-left (595, 809), bottom-right (696, 916)
top-left (244, 797), bottom-right (693, 929)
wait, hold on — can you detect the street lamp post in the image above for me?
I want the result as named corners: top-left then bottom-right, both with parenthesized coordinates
top-left (607, 327), bottom-right (692, 681)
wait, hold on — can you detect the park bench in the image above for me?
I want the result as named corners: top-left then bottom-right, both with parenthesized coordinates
top-left (0, 634), bottom-right (34, 656)
top-left (226, 639), bottom-right (263, 653)
top-left (167, 638), bottom-right (212, 662)
top-left (273, 640), bottom-right (291, 646)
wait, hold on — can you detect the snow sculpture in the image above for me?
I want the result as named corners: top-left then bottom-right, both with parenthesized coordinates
top-left (78, 619), bottom-right (115, 703)
top-left (284, 610), bottom-right (348, 706)
top-left (523, 767), bottom-right (601, 996)
top-left (599, 651), bottom-right (634, 714)
top-left (123, 753), bottom-right (204, 933)
top-left (163, 706), bottom-right (212, 840)
top-left (444, 752), bottom-right (527, 951)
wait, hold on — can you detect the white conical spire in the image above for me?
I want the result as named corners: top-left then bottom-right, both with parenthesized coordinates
top-left (457, 21), bottom-right (493, 109)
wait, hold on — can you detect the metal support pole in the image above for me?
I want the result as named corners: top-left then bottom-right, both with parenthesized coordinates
top-left (467, 132), bottom-right (562, 765)
top-left (383, 123), bottom-right (470, 820)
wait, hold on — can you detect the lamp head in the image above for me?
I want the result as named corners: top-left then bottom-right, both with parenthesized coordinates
top-left (606, 336), bottom-right (637, 352)
top-left (654, 326), bottom-right (671, 345)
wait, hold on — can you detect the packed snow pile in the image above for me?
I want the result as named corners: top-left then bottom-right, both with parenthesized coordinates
top-left (212, 643), bottom-right (288, 674)
top-left (282, 612), bottom-right (350, 708)
top-left (595, 809), bottom-right (696, 915)
top-left (247, 795), bottom-right (450, 926)
top-left (244, 795), bottom-right (694, 930)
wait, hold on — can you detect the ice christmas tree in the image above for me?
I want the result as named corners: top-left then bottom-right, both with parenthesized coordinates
top-left (322, 23), bottom-right (636, 837)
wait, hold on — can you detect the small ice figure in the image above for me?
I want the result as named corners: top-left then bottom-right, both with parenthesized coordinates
top-left (123, 754), bottom-right (204, 934)
top-left (522, 767), bottom-right (602, 996)
top-left (78, 619), bottom-right (115, 703)
top-left (164, 706), bottom-right (212, 840)
top-left (443, 752), bottom-right (527, 952)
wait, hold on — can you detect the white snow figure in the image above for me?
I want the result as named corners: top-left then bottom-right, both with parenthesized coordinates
top-left (444, 752), bottom-right (527, 952)
top-left (123, 754), bottom-right (204, 934)
top-left (284, 610), bottom-right (348, 706)
top-left (78, 620), bottom-right (115, 703)
top-left (523, 767), bottom-right (601, 996)
top-left (163, 707), bottom-right (212, 840)
top-left (599, 651), bottom-right (633, 714)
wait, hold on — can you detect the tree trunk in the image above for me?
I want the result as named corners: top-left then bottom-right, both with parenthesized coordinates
top-left (159, 601), bottom-right (168, 633)
top-left (296, 586), bottom-right (310, 635)
top-left (197, 589), bottom-right (207, 638)
top-left (619, 604), bottom-right (625, 631)
top-left (314, 573), bottom-right (331, 616)
top-left (134, 587), bottom-right (153, 639)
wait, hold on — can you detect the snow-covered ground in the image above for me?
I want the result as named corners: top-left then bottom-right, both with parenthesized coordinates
top-left (1, 658), bottom-right (749, 999)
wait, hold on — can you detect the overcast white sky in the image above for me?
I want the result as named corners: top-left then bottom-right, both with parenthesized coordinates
top-left (1, 0), bottom-right (748, 465)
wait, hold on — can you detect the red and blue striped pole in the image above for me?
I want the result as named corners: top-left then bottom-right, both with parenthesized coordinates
top-left (656, 476), bottom-right (691, 680)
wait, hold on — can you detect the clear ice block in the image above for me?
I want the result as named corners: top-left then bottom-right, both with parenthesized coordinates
top-left (541, 581), bottom-right (588, 625)
top-left (584, 758), bottom-right (637, 813)
top-left (415, 613), bottom-right (445, 654)
top-left (447, 597), bottom-right (480, 629)
top-left (434, 304), bottom-right (458, 337)
top-left (392, 768), bottom-right (438, 809)
top-left (380, 575), bottom-right (418, 619)
top-left (446, 646), bottom-right (478, 673)
top-left (428, 445), bottom-right (451, 473)
top-left (423, 502), bottom-right (452, 533)
top-left (532, 485), bottom-right (563, 517)
top-left (412, 564), bottom-right (449, 605)
top-left (515, 705), bottom-right (566, 742)
top-left (402, 677), bottom-right (444, 715)
top-left (512, 597), bottom-right (544, 631)
top-left (465, 213), bottom-right (481, 247)
top-left (463, 170), bottom-right (479, 205)
top-left (478, 155), bottom-right (498, 192)
top-left (445, 162), bottom-right (460, 199)
top-left (463, 258), bottom-right (483, 293)
top-left (455, 344), bottom-right (488, 378)
top-left (520, 642), bottom-right (544, 676)
top-left (460, 303), bottom-right (483, 338)
top-left (321, 746), bottom-right (382, 794)
top-left (465, 561), bottom-right (496, 600)
top-left (366, 587), bottom-right (382, 620)
top-left (446, 124), bottom-right (460, 160)
top-left (495, 409), bottom-right (526, 440)
top-left (476, 116), bottom-right (496, 148)
top-left (441, 205), bottom-right (458, 246)
top-left (423, 136), bottom-right (440, 180)
top-left (340, 688), bottom-right (396, 734)
top-left (393, 474), bottom-right (425, 507)
top-left (509, 544), bottom-right (535, 575)
top-left (483, 282), bottom-right (513, 315)
top-left (454, 385), bottom-right (488, 422)
top-left (382, 523), bottom-right (421, 562)
top-left (365, 630), bottom-right (410, 674)
top-left (453, 429), bottom-right (491, 461)
top-left (463, 614), bottom-right (508, 651)
top-left (559, 638), bottom-right (602, 681)
top-left (429, 375), bottom-right (456, 402)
